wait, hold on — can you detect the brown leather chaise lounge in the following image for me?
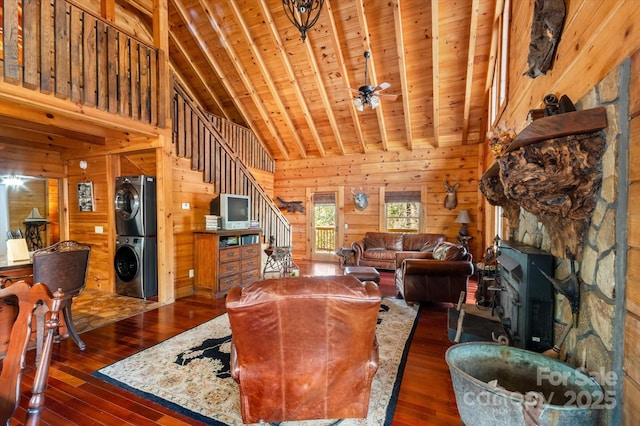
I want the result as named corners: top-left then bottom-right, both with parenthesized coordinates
top-left (226, 275), bottom-right (381, 424)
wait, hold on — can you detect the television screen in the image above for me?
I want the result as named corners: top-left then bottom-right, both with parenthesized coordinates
top-left (211, 194), bottom-right (251, 229)
top-left (228, 197), bottom-right (249, 221)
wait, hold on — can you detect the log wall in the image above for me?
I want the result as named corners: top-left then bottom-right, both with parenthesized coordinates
top-left (275, 145), bottom-right (481, 260)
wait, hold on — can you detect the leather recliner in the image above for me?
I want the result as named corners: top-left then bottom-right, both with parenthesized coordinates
top-left (226, 275), bottom-right (381, 424)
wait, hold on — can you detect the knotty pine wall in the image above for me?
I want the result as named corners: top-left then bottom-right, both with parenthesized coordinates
top-left (492, 2), bottom-right (640, 424)
top-left (275, 145), bottom-right (482, 261)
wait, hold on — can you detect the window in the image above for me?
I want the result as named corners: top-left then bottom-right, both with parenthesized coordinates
top-left (385, 191), bottom-right (421, 233)
top-left (489, 0), bottom-right (510, 127)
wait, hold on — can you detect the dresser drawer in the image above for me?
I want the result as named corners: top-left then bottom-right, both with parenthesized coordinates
top-left (242, 269), bottom-right (259, 284)
top-left (219, 260), bottom-right (241, 277)
top-left (219, 247), bottom-right (241, 263)
top-left (241, 244), bottom-right (259, 258)
top-left (242, 258), bottom-right (259, 271)
top-left (218, 273), bottom-right (241, 292)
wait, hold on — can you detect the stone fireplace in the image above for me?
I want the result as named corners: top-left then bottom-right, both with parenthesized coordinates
top-left (480, 62), bottom-right (629, 425)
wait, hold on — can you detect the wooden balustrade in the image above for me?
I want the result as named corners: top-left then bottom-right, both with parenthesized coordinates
top-left (0, 0), bottom-right (157, 125)
top-left (172, 84), bottom-right (291, 247)
top-left (315, 226), bottom-right (336, 252)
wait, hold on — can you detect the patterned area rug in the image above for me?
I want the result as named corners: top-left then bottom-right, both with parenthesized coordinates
top-left (73, 289), bottom-right (159, 334)
top-left (94, 297), bottom-right (419, 425)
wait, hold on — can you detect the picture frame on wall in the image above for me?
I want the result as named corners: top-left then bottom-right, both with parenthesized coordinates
top-left (77, 181), bottom-right (95, 212)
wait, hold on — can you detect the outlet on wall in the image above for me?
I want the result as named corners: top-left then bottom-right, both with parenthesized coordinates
top-left (189, 269), bottom-right (194, 278)
top-left (182, 202), bottom-right (190, 210)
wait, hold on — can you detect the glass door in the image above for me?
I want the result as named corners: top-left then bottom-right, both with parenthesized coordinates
top-left (311, 192), bottom-right (337, 261)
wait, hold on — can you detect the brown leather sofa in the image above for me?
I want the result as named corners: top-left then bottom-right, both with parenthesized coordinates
top-left (351, 232), bottom-right (446, 270)
top-left (226, 275), bottom-right (381, 423)
top-left (395, 241), bottom-right (474, 305)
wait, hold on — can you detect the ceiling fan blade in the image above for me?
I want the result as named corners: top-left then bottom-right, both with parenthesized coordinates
top-left (373, 82), bottom-right (391, 92)
top-left (378, 93), bottom-right (399, 100)
top-left (346, 87), bottom-right (361, 93)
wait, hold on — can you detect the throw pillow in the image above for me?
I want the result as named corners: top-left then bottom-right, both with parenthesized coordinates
top-left (419, 240), bottom-right (439, 253)
top-left (432, 241), bottom-right (467, 261)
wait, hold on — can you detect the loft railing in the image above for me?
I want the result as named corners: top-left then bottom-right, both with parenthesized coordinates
top-left (172, 83), bottom-right (291, 247)
top-left (314, 226), bottom-right (336, 252)
top-left (0, 0), bottom-right (158, 124)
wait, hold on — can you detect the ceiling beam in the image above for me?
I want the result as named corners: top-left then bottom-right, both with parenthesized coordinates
top-left (195, 0), bottom-right (305, 159)
top-left (0, 115), bottom-right (106, 145)
top-left (355, 0), bottom-right (389, 151)
top-left (462, 0), bottom-right (480, 144)
top-left (168, 32), bottom-right (230, 121)
top-left (171, 0), bottom-right (290, 160)
top-left (324, 0), bottom-right (366, 153)
top-left (392, 0), bottom-right (412, 150)
top-left (431, 0), bottom-right (440, 147)
top-left (229, 1), bottom-right (320, 158)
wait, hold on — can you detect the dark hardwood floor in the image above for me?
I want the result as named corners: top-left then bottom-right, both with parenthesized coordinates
top-left (11, 261), bottom-right (464, 425)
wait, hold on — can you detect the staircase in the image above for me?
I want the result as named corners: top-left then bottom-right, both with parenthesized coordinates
top-left (171, 83), bottom-right (291, 247)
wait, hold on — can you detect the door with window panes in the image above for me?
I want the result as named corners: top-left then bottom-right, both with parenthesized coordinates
top-left (385, 191), bottom-right (421, 232)
top-left (312, 192), bottom-right (337, 260)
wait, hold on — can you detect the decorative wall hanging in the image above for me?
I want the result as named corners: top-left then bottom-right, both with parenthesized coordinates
top-left (77, 182), bottom-right (95, 212)
top-left (524, 0), bottom-right (566, 78)
top-left (351, 187), bottom-right (368, 211)
top-left (275, 196), bottom-right (305, 213)
top-left (442, 176), bottom-right (459, 210)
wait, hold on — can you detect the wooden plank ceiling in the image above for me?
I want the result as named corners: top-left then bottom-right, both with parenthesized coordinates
top-left (2, 0), bottom-right (499, 161)
top-left (161, 0), bottom-right (499, 161)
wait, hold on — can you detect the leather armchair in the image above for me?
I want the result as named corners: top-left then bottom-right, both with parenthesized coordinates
top-left (395, 243), bottom-right (474, 305)
top-left (226, 275), bottom-right (381, 424)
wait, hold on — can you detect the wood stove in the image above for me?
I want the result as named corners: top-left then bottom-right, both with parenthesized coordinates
top-left (496, 241), bottom-right (554, 352)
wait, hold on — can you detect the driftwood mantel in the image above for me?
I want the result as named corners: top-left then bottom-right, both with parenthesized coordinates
top-left (480, 107), bottom-right (608, 259)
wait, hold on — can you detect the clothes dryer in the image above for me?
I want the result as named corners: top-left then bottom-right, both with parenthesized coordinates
top-left (115, 175), bottom-right (157, 236)
top-left (114, 235), bottom-right (157, 299)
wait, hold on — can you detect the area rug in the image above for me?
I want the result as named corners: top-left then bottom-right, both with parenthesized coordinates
top-left (94, 297), bottom-right (419, 425)
top-left (73, 289), bottom-right (159, 334)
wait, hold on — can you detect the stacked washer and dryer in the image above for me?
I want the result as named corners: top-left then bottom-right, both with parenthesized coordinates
top-left (114, 175), bottom-right (158, 299)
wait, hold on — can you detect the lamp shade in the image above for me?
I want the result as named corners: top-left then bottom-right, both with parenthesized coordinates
top-left (454, 209), bottom-right (472, 224)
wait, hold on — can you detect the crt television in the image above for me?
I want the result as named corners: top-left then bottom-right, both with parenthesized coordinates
top-left (210, 194), bottom-right (251, 230)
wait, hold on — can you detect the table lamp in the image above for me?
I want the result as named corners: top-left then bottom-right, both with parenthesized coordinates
top-left (454, 209), bottom-right (472, 236)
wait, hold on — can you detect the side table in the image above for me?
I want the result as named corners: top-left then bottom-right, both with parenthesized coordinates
top-left (336, 247), bottom-right (354, 268)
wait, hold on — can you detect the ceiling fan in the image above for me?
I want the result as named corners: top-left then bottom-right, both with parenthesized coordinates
top-left (348, 51), bottom-right (398, 111)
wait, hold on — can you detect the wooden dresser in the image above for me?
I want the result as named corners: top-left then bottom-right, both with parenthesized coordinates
top-left (193, 229), bottom-right (262, 298)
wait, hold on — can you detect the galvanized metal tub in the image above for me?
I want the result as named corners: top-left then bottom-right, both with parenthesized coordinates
top-left (445, 343), bottom-right (603, 426)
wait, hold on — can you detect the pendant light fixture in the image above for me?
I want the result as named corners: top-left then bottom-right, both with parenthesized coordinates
top-left (282, 0), bottom-right (325, 42)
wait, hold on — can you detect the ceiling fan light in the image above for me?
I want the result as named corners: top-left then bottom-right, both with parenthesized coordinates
top-left (353, 97), bottom-right (364, 111)
top-left (370, 95), bottom-right (380, 109)
top-left (283, 0), bottom-right (325, 42)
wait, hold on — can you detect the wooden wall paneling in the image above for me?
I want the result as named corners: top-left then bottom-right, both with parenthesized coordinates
top-left (2, 0), bottom-right (20, 83)
top-left (39, 0), bottom-right (53, 94)
top-left (118, 34), bottom-right (131, 117)
top-left (107, 26), bottom-right (118, 113)
top-left (140, 45), bottom-right (150, 123)
top-left (623, 375), bottom-right (640, 426)
top-left (130, 42), bottom-right (140, 121)
top-left (70, 6), bottom-right (83, 103)
top-left (96, 20), bottom-right (108, 110)
top-left (630, 49), bottom-right (640, 119)
top-left (83, 14), bottom-right (98, 108)
top-left (22, 0), bottom-right (38, 89)
top-left (54, 0), bottom-right (70, 99)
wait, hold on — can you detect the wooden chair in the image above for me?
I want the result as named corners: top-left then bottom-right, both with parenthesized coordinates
top-left (0, 281), bottom-right (63, 425)
top-left (32, 240), bottom-right (90, 351)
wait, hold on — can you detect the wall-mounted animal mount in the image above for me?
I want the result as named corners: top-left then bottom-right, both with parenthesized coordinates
top-left (443, 175), bottom-right (459, 210)
top-left (524, 0), bottom-right (566, 78)
top-left (275, 197), bottom-right (305, 213)
top-left (351, 187), bottom-right (369, 211)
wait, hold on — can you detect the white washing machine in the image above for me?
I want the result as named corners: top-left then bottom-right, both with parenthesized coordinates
top-left (114, 236), bottom-right (157, 299)
top-left (115, 175), bottom-right (157, 237)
